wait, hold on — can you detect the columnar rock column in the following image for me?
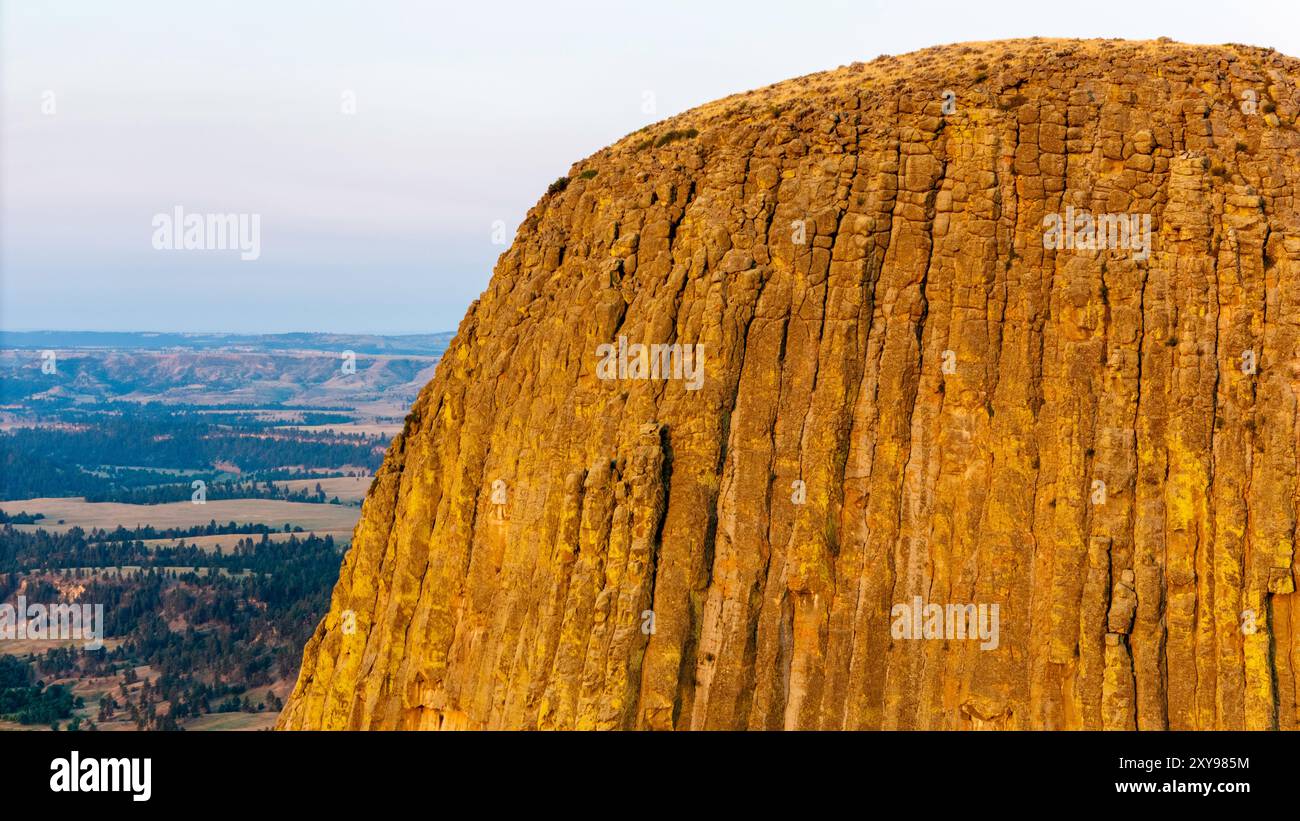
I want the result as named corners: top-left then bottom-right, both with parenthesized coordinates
top-left (281, 38), bottom-right (1300, 730)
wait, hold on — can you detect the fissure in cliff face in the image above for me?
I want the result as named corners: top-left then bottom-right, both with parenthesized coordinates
top-left (280, 38), bottom-right (1300, 730)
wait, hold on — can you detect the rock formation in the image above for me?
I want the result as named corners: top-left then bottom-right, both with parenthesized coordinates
top-left (279, 38), bottom-right (1300, 730)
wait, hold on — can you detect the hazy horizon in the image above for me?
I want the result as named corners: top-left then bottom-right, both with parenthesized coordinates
top-left (0, 327), bottom-right (454, 336)
top-left (4, 0), bottom-right (1299, 335)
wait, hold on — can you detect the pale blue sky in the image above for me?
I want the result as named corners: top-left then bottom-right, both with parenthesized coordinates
top-left (3, 0), bottom-right (1297, 334)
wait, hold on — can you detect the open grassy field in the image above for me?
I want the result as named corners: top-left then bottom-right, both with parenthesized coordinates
top-left (291, 422), bottom-right (404, 437)
top-left (276, 475), bottom-right (374, 502)
top-left (0, 497), bottom-right (363, 534)
top-left (0, 638), bottom-right (124, 657)
top-left (181, 711), bottom-right (279, 730)
top-left (138, 528), bottom-right (355, 552)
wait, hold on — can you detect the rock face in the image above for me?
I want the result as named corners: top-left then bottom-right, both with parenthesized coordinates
top-left (280, 39), bottom-right (1300, 730)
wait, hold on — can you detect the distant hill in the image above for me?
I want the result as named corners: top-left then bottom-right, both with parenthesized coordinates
top-left (0, 331), bottom-right (453, 409)
top-left (0, 330), bottom-right (453, 357)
